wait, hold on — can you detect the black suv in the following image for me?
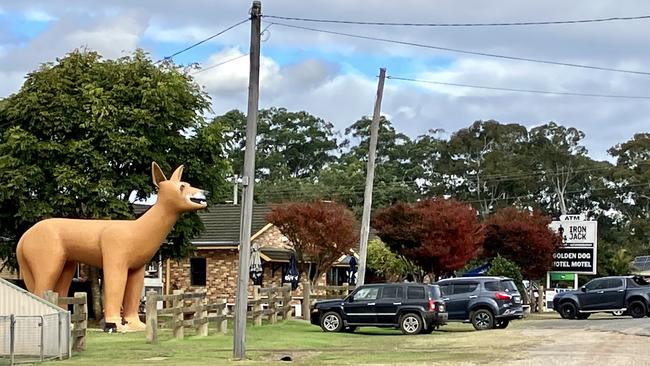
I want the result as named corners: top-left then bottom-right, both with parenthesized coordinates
top-left (310, 283), bottom-right (448, 335)
top-left (436, 276), bottom-right (523, 330)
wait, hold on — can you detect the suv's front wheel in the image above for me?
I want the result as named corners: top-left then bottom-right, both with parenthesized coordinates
top-left (320, 311), bottom-right (343, 332)
top-left (399, 313), bottom-right (423, 335)
top-left (471, 309), bottom-right (494, 330)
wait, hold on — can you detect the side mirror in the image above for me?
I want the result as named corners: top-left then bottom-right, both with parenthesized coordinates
top-left (580, 286), bottom-right (586, 292)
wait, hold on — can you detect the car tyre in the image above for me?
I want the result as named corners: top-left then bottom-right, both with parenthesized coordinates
top-left (494, 319), bottom-right (509, 329)
top-left (628, 301), bottom-right (646, 319)
top-left (576, 313), bottom-right (591, 320)
top-left (320, 311), bottom-right (343, 332)
top-left (471, 309), bottom-right (495, 330)
top-left (399, 313), bottom-right (423, 335)
top-left (611, 310), bottom-right (625, 316)
top-left (559, 302), bottom-right (578, 320)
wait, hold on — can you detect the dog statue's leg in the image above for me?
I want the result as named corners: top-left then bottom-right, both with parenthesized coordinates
top-left (102, 256), bottom-right (129, 333)
top-left (122, 266), bottom-right (146, 331)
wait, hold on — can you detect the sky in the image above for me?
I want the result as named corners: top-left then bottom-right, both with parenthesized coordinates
top-left (1, 1), bottom-right (650, 161)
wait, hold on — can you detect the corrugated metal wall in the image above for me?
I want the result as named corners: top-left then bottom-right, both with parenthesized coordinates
top-left (0, 278), bottom-right (60, 316)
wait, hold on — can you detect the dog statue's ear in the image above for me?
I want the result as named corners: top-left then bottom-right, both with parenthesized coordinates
top-left (170, 165), bottom-right (184, 182)
top-left (152, 162), bottom-right (167, 187)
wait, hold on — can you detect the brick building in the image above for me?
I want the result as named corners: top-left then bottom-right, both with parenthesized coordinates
top-left (150, 204), bottom-right (358, 304)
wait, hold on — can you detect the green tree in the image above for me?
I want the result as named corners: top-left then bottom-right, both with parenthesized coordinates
top-left (366, 238), bottom-right (421, 282)
top-left (442, 120), bottom-right (531, 217)
top-left (218, 107), bottom-right (339, 181)
top-left (486, 255), bottom-right (525, 296)
top-left (0, 49), bottom-right (230, 314)
top-left (525, 122), bottom-right (609, 216)
top-left (609, 133), bottom-right (650, 253)
top-left (318, 116), bottom-right (422, 212)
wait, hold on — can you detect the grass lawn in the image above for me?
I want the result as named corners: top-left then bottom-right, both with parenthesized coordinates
top-left (52, 319), bottom-right (535, 366)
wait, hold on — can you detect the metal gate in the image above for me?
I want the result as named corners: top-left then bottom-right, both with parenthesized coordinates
top-left (0, 312), bottom-right (70, 365)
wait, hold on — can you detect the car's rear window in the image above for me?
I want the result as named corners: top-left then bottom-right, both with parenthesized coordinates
top-left (501, 280), bottom-right (518, 292)
top-left (484, 280), bottom-right (518, 292)
top-left (407, 286), bottom-right (426, 299)
top-left (429, 285), bottom-right (442, 299)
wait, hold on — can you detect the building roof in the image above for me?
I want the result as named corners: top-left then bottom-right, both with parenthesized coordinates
top-left (134, 203), bottom-right (272, 246)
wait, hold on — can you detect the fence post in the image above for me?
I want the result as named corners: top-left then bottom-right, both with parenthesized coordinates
top-left (44, 290), bottom-right (59, 307)
top-left (73, 292), bottom-right (87, 351)
top-left (282, 284), bottom-right (291, 320)
top-left (10, 314), bottom-right (15, 366)
top-left (219, 299), bottom-right (228, 334)
top-left (196, 292), bottom-right (208, 336)
top-left (253, 286), bottom-right (262, 326)
top-left (39, 315), bottom-right (44, 362)
top-left (145, 291), bottom-right (158, 344)
top-left (270, 287), bottom-right (278, 324)
top-left (302, 281), bottom-right (311, 321)
top-left (173, 290), bottom-right (184, 340)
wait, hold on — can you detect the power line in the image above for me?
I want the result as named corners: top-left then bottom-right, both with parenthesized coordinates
top-left (269, 21), bottom-right (650, 76)
top-left (191, 23), bottom-right (272, 75)
top-left (386, 75), bottom-right (650, 100)
top-left (191, 53), bottom-right (249, 75)
top-left (264, 14), bottom-right (650, 27)
top-left (157, 18), bottom-right (249, 63)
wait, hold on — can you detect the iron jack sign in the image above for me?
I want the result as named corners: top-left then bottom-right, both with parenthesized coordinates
top-left (548, 215), bottom-right (597, 275)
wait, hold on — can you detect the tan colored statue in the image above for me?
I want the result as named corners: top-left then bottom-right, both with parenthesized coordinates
top-left (16, 162), bottom-right (208, 332)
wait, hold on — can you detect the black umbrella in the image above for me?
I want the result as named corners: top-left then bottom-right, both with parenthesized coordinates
top-left (284, 251), bottom-right (300, 290)
top-left (347, 256), bottom-right (358, 285)
top-left (250, 243), bottom-right (263, 286)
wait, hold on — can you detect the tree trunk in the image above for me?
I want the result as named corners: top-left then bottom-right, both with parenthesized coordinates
top-left (88, 267), bottom-right (103, 320)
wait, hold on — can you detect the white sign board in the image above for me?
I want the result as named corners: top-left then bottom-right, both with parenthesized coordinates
top-left (549, 219), bottom-right (597, 275)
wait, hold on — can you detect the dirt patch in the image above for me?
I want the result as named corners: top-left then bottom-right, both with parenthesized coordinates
top-left (494, 328), bottom-right (650, 366)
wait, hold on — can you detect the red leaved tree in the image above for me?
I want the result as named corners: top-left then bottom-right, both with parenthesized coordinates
top-left (482, 207), bottom-right (562, 279)
top-left (371, 198), bottom-right (484, 280)
top-left (267, 201), bottom-right (359, 285)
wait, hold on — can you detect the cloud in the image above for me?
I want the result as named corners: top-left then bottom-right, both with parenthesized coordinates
top-left (23, 9), bottom-right (57, 22)
top-left (144, 24), bottom-right (213, 43)
top-left (2, 0), bottom-right (650, 162)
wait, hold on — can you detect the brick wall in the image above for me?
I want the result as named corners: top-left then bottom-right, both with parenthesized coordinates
top-left (165, 225), bottom-right (329, 303)
top-left (166, 249), bottom-right (326, 302)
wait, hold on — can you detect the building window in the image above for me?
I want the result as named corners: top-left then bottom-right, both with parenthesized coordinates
top-left (190, 258), bottom-right (206, 286)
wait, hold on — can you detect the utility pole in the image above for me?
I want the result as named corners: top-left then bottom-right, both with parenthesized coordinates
top-left (356, 68), bottom-right (386, 286)
top-left (233, 1), bottom-right (261, 360)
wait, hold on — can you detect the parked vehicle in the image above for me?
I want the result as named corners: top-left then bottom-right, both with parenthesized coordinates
top-left (553, 275), bottom-right (650, 319)
top-left (436, 276), bottom-right (524, 330)
top-left (310, 283), bottom-right (448, 335)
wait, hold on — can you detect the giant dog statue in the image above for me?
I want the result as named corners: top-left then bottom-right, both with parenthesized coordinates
top-left (17, 162), bottom-right (208, 332)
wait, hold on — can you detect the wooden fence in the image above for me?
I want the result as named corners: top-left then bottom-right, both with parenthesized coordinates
top-left (145, 284), bottom-right (292, 344)
top-left (300, 282), bottom-right (355, 321)
top-left (44, 290), bottom-right (87, 351)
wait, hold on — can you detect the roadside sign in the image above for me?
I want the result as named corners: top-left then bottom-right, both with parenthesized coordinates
top-left (560, 214), bottom-right (586, 221)
top-left (548, 219), bottom-right (597, 275)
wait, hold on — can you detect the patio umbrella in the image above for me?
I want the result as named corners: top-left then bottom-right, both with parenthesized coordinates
top-left (347, 256), bottom-right (358, 285)
top-left (284, 251), bottom-right (300, 290)
top-left (250, 243), bottom-right (263, 286)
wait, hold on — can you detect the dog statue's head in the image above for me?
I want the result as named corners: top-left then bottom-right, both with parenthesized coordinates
top-left (151, 162), bottom-right (208, 212)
